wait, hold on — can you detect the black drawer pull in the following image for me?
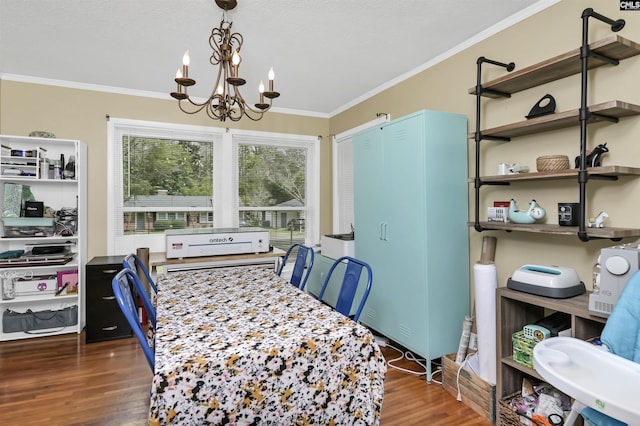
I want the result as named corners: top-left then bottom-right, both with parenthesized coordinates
top-left (102, 269), bottom-right (118, 274)
top-left (101, 325), bottom-right (118, 331)
top-left (102, 296), bottom-right (116, 300)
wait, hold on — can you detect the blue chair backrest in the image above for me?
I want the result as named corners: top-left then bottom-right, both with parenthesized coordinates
top-left (277, 243), bottom-right (315, 291)
top-left (122, 256), bottom-right (156, 326)
top-left (123, 253), bottom-right (157, 294)
top-left (112, 268), bottom-right (155, 372)
top-left (317, 256), bottom-right (373, 322)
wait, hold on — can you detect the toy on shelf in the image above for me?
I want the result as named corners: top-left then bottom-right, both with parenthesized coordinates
top-left (498, 163), bottom-right (530, 175)
top-left (574, 143), bottom-right (608, 168)
top-left (508, 199), bottom-right (547, 224)
top-left (588, 211), bottom-right (608, 228)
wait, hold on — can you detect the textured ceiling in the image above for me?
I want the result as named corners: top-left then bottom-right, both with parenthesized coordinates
top-left (0, 0), bottom-right (554, 117)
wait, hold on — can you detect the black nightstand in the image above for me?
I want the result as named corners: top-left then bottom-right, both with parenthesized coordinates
top-left (85, 256), bottom-right (132, 343)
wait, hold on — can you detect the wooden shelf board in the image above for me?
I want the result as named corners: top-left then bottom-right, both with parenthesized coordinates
top-left (469, 35), bottom-right (640, 97)
top-left (501, 356), bottom-right (543, 382)
top-left (469, 222), bottom-right (640, 239)
top-left (498, 288), bottom-right (607, 323)
top-left (468, 100), bottom-right (640, 139)
top-left (468, 165), bottom-right (640, 183)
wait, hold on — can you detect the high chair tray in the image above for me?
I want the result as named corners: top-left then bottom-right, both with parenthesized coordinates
top-left (533, 336), bottom-right (640, 424)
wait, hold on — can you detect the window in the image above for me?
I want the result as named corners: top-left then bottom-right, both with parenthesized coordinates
top-left (199, 212), bottom-right (214, 224)
top-left (108, 119), bottom-right (319, 254)
top-left (332, 115), bottom-right (389, 234)
top-left (233, 132), bottom-right (319, 251)
top-left (122, 136), bottom-right (213, 234)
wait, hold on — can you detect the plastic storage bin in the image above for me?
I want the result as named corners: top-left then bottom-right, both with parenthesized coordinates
top-left (2, 217), bottom-right (55, 237)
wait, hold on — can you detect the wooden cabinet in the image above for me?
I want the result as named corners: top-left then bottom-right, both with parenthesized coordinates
top-left (352, 109), bottom-right (470, 381)
top-left (496, 288), bottom-right (606, 424)
top-left (85, 256), bottom-right (131, 343)
top-left (0, 135), bottom-right (86, 341)
top-left (470, 34), bottom-right (640, 240)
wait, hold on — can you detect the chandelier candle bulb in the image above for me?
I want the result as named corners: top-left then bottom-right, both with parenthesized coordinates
top-left (182, 50), bottom-right (190, 78)
top-left (175, 69), bottom-right (183, 93)
top-left (231, 51), bottom-right (240, 78)
top-left (269, 67), bottom-right (274, 91)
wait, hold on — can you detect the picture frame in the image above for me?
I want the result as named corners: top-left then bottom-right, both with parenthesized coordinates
top-left (56, 269), bottom-right (78, 295)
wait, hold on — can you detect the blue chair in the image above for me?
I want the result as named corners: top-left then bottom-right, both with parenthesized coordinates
top-left (121, 256), bottom-right (156, 326)
top-left (277, 243), bottom-right (315, 291)
top-left (317, 256), bottom-right (373, 322)
top-left (112, 268), bottom-right (155, 372)
top-left (123, 253), bottom-right (157, 294)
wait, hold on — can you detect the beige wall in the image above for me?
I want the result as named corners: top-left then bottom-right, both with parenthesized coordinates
top-left (331, 0), bottom-right (640, 295)
top-left (1, 0), bottom-right (639, 295)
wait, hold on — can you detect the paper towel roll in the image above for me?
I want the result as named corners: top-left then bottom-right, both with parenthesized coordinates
top-left (474, 262), bottom-right (497, 385)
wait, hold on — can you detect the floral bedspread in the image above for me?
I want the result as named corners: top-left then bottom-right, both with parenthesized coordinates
top-left (148, 265), bottom-right (386, 425)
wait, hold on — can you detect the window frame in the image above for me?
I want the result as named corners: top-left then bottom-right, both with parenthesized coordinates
top-left (107, 118), bottom-right (319, 255)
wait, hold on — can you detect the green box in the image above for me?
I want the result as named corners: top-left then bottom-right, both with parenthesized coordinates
top-left (512, 330), bottom-right (538, 368)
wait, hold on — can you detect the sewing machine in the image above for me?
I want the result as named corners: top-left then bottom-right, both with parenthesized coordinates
top-left (589, 243), bottom-right (640, 318)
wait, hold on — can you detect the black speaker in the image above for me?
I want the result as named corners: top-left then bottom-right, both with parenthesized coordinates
top-left (24, 201), bottom-right (44, 217)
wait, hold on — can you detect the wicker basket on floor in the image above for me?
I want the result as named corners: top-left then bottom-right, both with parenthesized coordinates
top-left (536, 155), bottom-right (570, 172)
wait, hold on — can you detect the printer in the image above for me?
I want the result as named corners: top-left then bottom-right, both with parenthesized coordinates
top-left (165, 227), bottom-right (270, 259)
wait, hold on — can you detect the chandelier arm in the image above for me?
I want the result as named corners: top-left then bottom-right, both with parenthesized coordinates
top-left (177, 100), bottom-right (209, 115)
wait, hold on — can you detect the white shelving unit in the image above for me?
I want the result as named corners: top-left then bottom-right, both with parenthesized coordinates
top-left (0, 135), bottom-right (86, 341)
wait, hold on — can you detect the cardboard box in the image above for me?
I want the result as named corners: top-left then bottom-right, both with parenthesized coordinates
top-left (442, 353), bottom-right (496, 423)
top-left (512, 331), bottom-right (538, 369)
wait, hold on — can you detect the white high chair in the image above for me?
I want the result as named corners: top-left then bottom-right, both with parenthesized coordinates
top-left (533, 270), bottom-right (640, 426)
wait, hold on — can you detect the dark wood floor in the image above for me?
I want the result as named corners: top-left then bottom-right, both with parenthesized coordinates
top-left (0, 332), bottom-right (492, 425)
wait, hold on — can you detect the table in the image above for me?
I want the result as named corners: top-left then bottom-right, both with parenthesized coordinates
top-left (149, 265), bottom-right (387, 425)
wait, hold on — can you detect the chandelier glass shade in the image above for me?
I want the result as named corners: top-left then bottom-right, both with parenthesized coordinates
top-left (170, 0), bottom-right (279, 122)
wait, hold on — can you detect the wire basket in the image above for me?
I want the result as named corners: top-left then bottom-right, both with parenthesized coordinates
top-left (536, 155), bottom-right (570, 172)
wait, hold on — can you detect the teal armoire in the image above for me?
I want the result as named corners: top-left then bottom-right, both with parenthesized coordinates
top-left (353, 109), bottom-right (470, 381)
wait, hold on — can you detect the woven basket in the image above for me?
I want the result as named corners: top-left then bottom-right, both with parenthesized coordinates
top-left (499, 392), bottom-right (550, 426)
top-left (536, 155), bottom-right (570, 172)
top-left (499, 393), bottom-right (524, 426)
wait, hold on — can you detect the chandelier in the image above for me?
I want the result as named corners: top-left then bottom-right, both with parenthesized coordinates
top-left (170, 0), bottom-right (280, 122)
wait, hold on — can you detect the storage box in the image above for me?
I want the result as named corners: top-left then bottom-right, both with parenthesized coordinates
top-left (15, 275), bottom-right (57, 296)
top-left (442, 353), bottom-right (496, 423)
top-left (512, 331), bottom-right (538, 369)
top-left (2, 217), bottom-right (55, 237)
